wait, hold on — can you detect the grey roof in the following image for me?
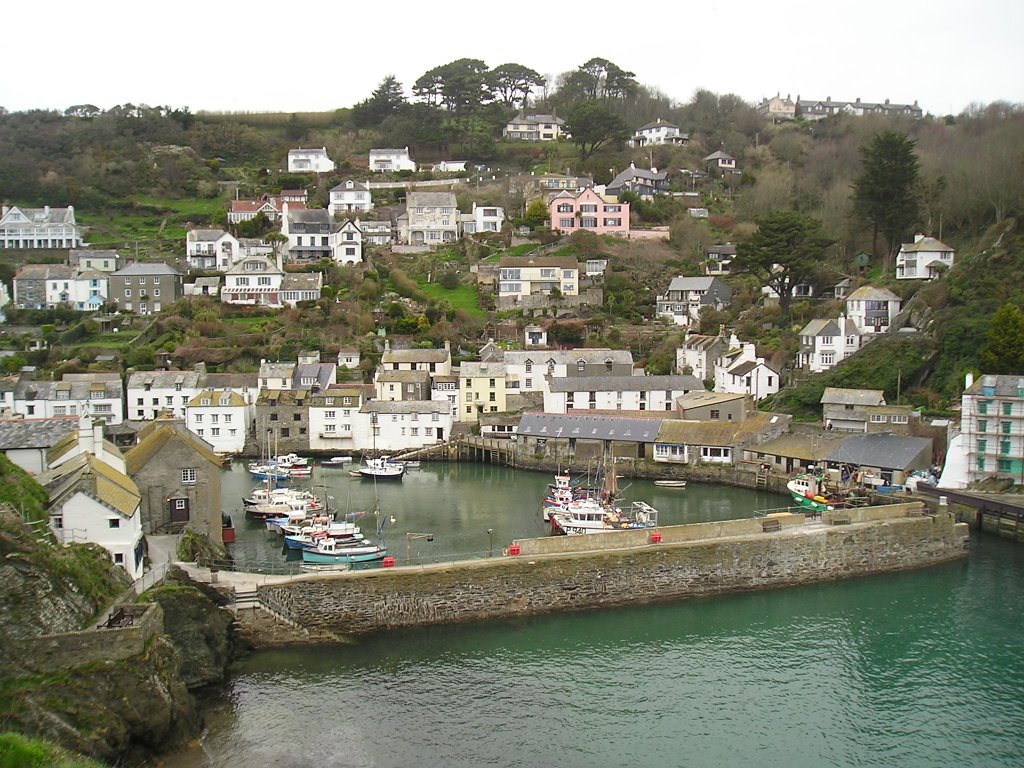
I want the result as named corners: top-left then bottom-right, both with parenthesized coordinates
top-left (800, 317), bottom-right (861, 337)
top-left (16, 264), bottom-right (76, 280)
top-left (965, 375), bottom-right (1024, 398)
top-left (17, 373), bottom-right (123, 401)
top-left (1, 206), bottom-right (76, 226)
top-left (824, 432), bottom-right (932, 470)
top-left (899, 237), bottom-right (954, 253)
top-left (127, 370), bottom-right (202, 389)
top-left (0, 417), bottom-right (79, 450)
top-left (330, 180), bottom-right (369, 192)
top-left (375, 370), bottom-right (432, 384)
top-left (226, 257), bottom-right (282, 275)
top-left (202, 372), bottom-right (258, 389)
top-left (846, 286), bottom-right (900, 302)
top-left (460, 362), bottom-right (507, 377)
top-left (191, 276), bottom-right (221, 288)
top-left (287, 208), bottom-right (332, 225)
top-left (503, 349), bottom-right (633, 366)
top-left (704, 151), bottom-right (735, 161)
top-left (820, 388), bottom-right (885, 406)
top-left (187, 229), bottom-right (229, 242)
top-left (667, 276), bottom-right (720, 292)
top-left (608, 166), bottom-right (669, 187)
top-left (637, 119), bottom-right (680, 131)
top-left (547, 374), bottom-right (704, 393)
top-left (294, 362), bottom-right (334, 390)
top-left (281, 273), bottom-right (323, 292)
top-left (727, 360), bottom-right (760, 377)
top-left (407, 192), bottom-right (457, 207)
top-left (370, 148), bottom-right (411, 156)
top-left (362, 400), bottom-right (450, 415)
top-left (112, 262), bottom-right (181, 277)
top-left (706, 243), bottom-right (737, 256)
top-left (381, 347), bottom-right (451, 364)
top-left (517, 413), bottom-right (664, 443)
top-left (260, 362), bottom-right (296, 379)
top-left (509, 114), bottom-right (564, 125)
top-left (69, 249), bottom-right (118, 260)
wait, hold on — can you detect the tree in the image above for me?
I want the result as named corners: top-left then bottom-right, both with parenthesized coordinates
top-left (732, 210), bottom-right (834, 318)
top-left (852, 131), bottom-right (921, 271)
top-left (415, 59), bottom-right (490, 115)
top-left (488, 63), bottom-right (544, 109)
top-left (352, 75), bottom-right (406, 128)
top-left (979, 303), bottom-right (1024, 374)
top-left (523, 199), bottom-right (549, 229)
top-left (563, 102), bottom-right (629, 160)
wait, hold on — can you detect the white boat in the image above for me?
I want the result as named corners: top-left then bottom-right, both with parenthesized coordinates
top-left (549, 500), bottom-right (658, 536)
top-left (357, 456), bottom-right (406, 480)
top-left (654, 480), bottom-right (687, 488)
top-left (321, 456), bottom-right (353, 466)
top-left (272, 453), bottom-right (309, 467)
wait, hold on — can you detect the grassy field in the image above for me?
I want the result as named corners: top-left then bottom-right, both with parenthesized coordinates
top-left (79, 195), bottom-right (228, 255)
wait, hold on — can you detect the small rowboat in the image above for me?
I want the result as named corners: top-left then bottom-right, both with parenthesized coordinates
top-left (654, 480), bottom-right (687, 488)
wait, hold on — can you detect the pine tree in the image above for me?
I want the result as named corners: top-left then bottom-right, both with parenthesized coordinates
top-left (979, 303), bottom-right (1024, 373)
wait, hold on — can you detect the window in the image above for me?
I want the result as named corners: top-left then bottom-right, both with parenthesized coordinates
top-left (870, 414), bottom-right (887, 423)
top-left (1001, 421), bottom-right (1012, 434)
top-left (1000, 440), bottom-right (1011, 455)
top-left (211, 428), bottom-right (220, 436)
top-left (108, 518), bottom-right (120, 528)
top-left (978, 419), bottom-right (988, 433)
top-left (294, 413), bottom-right (301, 421)
top-left (978, 438), bottom-right (987, 453)
top-left (281, 428), bottom-right (290, 437)
top-left (325, 424), bottom-right (336, 433)
top-left (1003, 402), bottom-right (1013, 416)
top-left (325, 410), bottom-right (336, 419)
top-left (978, 400), bottom-right (989, 415)
top-left (181, 468), bottom-right (197, 484)
top-left (891, 415), bottom-right (908, 424)
top-left (137, 398), bottom-right (144, 405)
top-left (710, 410), bottom-right (720, 420)
top-left (174, 499), bottom-right (186, 511)
top-left (124, 289), bottom-right (132, 298)
top-left (821, 353), bottom-right (835, 366)
top-left (977, 457), bottom-right (986, 472)
top-left (821, 336), bottom-right (833, 345)
top-left (998, 458), bottom-right (1012, 472)
top-left (195, 414), bottom-right (203, 423)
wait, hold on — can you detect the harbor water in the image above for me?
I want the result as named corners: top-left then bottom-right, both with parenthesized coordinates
top-left (167, 463), bottom-right (1024, 767)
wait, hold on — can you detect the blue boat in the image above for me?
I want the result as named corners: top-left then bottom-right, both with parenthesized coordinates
top-left (300, 538), bottom-right (388, 564)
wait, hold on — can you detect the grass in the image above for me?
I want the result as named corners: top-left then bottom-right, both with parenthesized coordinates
top-left (0, 733), bottom-right (105, 768)
top-left (418, 281), bottom-right (486, 318)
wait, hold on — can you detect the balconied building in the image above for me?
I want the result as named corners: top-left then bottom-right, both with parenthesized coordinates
top-left (0, 205), bottom-right (82, 249)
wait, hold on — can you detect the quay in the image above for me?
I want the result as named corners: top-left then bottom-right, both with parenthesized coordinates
top-left (178, 501), bottom-right (968, 642)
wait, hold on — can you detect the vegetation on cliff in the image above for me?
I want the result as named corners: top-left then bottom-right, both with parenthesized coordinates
top-left (0, 732), bottom-right (106, 768)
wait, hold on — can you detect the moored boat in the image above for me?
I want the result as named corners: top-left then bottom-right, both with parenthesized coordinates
top-left (322, 456), bottom-right (353, 466)
top-left (654, 480), bottom-right (687, 488)
top-left (549, 500), bottom-right (658, 536)
top-left (300, 537), bottom-right (389, 564)
top-left (787, 473), bottom-right (841, 513)
top-left (357, 456), bottom-right (406, 480)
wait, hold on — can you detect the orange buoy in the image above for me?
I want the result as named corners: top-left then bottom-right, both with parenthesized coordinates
top-left (381, 556), bottom-right (395, 567)
top-left (508, 544), bottom-right (521, 556)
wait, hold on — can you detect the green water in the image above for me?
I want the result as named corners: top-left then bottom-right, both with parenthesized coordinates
top-left (172, 464), bottom-right (1024, 767)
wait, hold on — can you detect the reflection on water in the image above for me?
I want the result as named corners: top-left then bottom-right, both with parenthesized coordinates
top-left (165, 534), bottom-right (1024, 768)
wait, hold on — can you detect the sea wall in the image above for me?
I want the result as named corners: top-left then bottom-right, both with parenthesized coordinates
top-left (257, 505), bottom-right (969, 637)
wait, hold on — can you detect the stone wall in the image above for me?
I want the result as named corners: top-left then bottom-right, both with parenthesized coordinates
top-left (0, 603), bottom-right (164, 679)
top-left (257, 509), bottom-right (968, 637)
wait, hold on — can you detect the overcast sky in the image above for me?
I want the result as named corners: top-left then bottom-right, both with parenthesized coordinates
top-left (3, 0), bottom-right (1021, 117)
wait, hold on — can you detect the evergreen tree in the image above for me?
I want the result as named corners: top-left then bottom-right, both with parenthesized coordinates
top-left (979, 303), bottom-right (1024, 373)
top-left (733, 210), bottom-right (834, 318)
top-left (852, 131), bottom-right (921, 271)
top-left (563, 102), bottom-right (629, 160)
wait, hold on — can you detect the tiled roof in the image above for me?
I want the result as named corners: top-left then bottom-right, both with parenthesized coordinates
top-left (846, 286), bottom-right (900, 302)
top-left (517, 413), bottom-right (664, 443)
top-left (547, 374), bottom-right (704, 393)
top-left (503, 349), bottom-right (633, 366)
top-left (824, 432), bottom-right (932, 470)
top-left (0, 417), bottom-right (78, 450)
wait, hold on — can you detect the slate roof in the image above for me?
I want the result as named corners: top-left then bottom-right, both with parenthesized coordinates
top-left (517, 413), bottom-right (664, 443)
top-left (704, 151), bottom-right (735, 161)
top-left (820, 388), bottom-right (885, 406)
top-left (187, 229), bottom-right (229, 242)
top-left (374, 370), bottom-right (432, 384)
top-left (900, 237), bottom-right (953, 253)
top-left (677, 391), bottom-right (748, 408)
top-left (752, 432), bottom-right (850, 461)
top-left (846, 286), bottom-right (900, 302)
top-left (460, 362), bottom-right (508, 377)
top-left (498, 255), bottom-right (579, 271)
top-left (112, 262), bottom-right (181, 277)
top-left (292, 362), bottom-right (333, 389)
top-left (287, 208), bottom-right (332, 226)
top-left (503, 349), bottom-right (633, 366)
top-left (799, 317), bottom-right (861, 337)
top-left (186, 390), bottom-right (246, 408)
top-left (2, 206), bottom-right (76, 226)
top-left (259, 362), bottom-right (295, 380)
top-left (547, 374), bottom-right (704, 393)
top-left (15, 264), bottom-right (76, 280)
top-left (0, 417), bottom-right (78, 450)
top-left (128, 370), bottom-right (202, 390)
top-left (608, 166), bottom-right (669, 187)
top-left (381, 347), bottom-right (451, 364)
top-left (964, 375), bottom-right (1024, 398)
top-left (407, 192), bottom-right (457, 207)
top-left (16, 374), bottom-right (123, 401)
top-left (281, 273), bottom-right (323, 293)
top-left (637, 119), bottom-right (680, 131)
top-left (824, 432), bottom-right (932, 470)
top-left (226, 257), bottom-right (282, 275)
top-left (124, 424), bottom-right (221, 477)
top-left (202, 372), bottom-right (258, 390)
top-left (330, 181), bottom-right (369, 192)
top-left (362, 400), bottom-right (451, 415)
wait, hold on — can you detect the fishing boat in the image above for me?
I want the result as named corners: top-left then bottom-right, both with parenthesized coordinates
top-left (654, 480), bottom-right (687, 488)
top-left (549, 500), bottom-right (659, 536)
top-left (243, 486), bottom-right (322, 512)
top-left (300, 537), bottom-right (389, 564)
top-left (787, 473), bottom-right (842, 513)
top-left (541, 469), bottom-right (607, 521)
top-left (357, 456), bottom-right (406, 480)
top-left (247, 463), bottom-right (291, 482)
top-left (284, 526), bottom-right (366, 551)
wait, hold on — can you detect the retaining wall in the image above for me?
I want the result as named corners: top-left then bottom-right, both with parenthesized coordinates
top-left (0, 603), bottom-right (164, 679)
top-left (257, 507), bottom-right (968, 637)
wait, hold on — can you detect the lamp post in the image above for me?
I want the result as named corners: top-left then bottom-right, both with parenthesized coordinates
top-left (405, 532), bottom-right (434, 564)
top-left (487, 528), bottom-right (494, 558)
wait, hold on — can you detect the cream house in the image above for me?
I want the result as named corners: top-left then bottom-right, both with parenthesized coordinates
top-left (0, 205), bottom-right (82, 249)
top-left (497, 255), bottom-right (579, 302)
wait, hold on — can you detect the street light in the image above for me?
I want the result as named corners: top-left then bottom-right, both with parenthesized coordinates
top-left (487, 528), bottom-right (494, 558)
top-left (405, 532), bottom-right (434, 564)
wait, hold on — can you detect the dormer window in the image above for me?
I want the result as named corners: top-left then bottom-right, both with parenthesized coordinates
top-left (525, 359), bottom-right (533, 373)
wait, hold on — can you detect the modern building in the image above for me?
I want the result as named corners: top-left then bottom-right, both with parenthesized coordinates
top-left (656, 277), bottom-right (732, 327)
top-left (369, 147), bottom-right (417, 172)
top-left (288, 147), bottom-right (335, 173)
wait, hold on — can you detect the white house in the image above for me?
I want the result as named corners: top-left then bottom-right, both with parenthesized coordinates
top-left (369, 147), bottom-right (417, 173)
top-left (185, 390), bottom-right (248, 454)
top-left (288, 147), bottom-right (335, 173)
top-left (357, 219), bottom-right (393, 246)
top-left (656, 277), bottom-right (732, 327)
top-left (503, 114), bottom-right (565, 141)
top-left (461, 203), bottom-right (505, 235)
top-left (359, 400), bottom-right (452, 449)
top-left (713, 341), bottom-right (780, 401)
top-left (432, 160), bottom-right (467, 173)
top-left (497, 255), bottom-right (580, 302)
top-left (331, 219), bottom-right (363, 265)
top-left (308, 387), bottom-right (363, 453)
top-left (845, 286), bottom-right (902, 333)
top-left (379, 340), bottom-right (453, 376)
top-left (328, 180), bottom-right (374, 215)
top-left (704, 243), bottom-right (736, 276)
top-left (127, 369), bottom-right (202, 422)
top-left (186, 229), bottom-right (241, 271)
top-left (282, 206), bottom-right (333, 262)
top-left (280, 272), bottom-right (323, 306)
top-left (542, 374), bottom-right (704, 415)
top-left (398, 191), bottom-right (459, 244)
top-left (628, 119), bottom-right (688, 148)
top-left (0, 205), bottom-right (82, 249)
top-left (798, 316), bottom-right (863, 373)
top-left (502, 349), bottom-right (634, 393)
top-left (12, 264), bottom-right (107, 310)
top-left (337, 348), bottom-right (361, 372)
top-left (221, 255), bottom-right (285, 308)
top-left (14, 372), bottom-right (125, 424)
top-left (896, 234), bottom-right (955, 280)
top-left (704, 151), bottom-right (737, 173)
top-left (41, 453), bottom-right (145, 580)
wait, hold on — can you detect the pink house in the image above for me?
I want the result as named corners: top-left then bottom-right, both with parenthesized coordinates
top-left (548, 188), bottom-right (630, 236)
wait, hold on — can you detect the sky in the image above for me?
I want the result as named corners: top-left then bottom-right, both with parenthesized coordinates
top-left (2, 0), bottom-right (1021, 117)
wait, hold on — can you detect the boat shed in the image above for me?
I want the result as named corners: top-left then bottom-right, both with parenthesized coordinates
top-left (516, 413), bottom-right (665, 461)
top-left (653, 411), bottom-right (791, 466)
top-left (823, 431), bottom-right (933, 486)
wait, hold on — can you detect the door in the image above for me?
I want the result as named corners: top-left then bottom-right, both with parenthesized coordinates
top-left (170, 497), bottom-right (190, 523)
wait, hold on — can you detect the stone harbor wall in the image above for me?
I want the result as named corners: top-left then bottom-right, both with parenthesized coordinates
top-left (257, 506), bottom-right (969, 637)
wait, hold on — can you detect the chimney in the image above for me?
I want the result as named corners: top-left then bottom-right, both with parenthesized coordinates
top-left (44, 205), bottom-right (50, 216)
top-left (914, 233), bottom-right (925, 243)
top-left (93, 419), bottom-right (104, 457)
top-left (965, 372), bottom-right (974, 390)
top-left (444, 340), bottom-right (451, 353)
